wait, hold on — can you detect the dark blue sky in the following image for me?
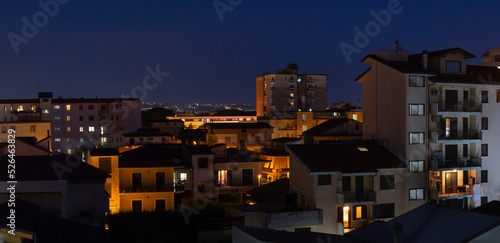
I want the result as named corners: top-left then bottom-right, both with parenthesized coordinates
top-left (1, 0), bottom-right (499, 105)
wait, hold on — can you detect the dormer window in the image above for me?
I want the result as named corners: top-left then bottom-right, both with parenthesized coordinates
top-left (446, 61), bottom-right (461, 73)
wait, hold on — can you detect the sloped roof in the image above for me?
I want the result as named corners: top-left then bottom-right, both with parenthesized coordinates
top-left (246, 178), bottom-right (289, 204)
top-left (186, 145), bottom-right (214, 155)
top-left (211, 110), bottom-right (256, 116)
top-left (409, 47), bottom-right (476, 59)
top-left (303, 118), bottom-right (359, 135)
top-left (361, 55), bottom-right (436, 75)
top-left (472, 200), bottom-right (500, 217)
top-left (430, 65), bottom-right (500, 85)
top-left (287, 141), bottom-right (405, 173)
top-left (207, 122), bottom-right (273, 129)
top-left (89, 148), bottom-right (119, 156)
top-left (0, 154), bottom-right (110, 181)
top-left (347, 204), bottom-right (500, 243)
top-left (215, 148), bottom-right (269, 163)
top-left (234, 225), bottom-right (363, 243)
top-left (119, 144), bottom-right (183, 163)
top-left (0, 200), bottom-right (118, 243)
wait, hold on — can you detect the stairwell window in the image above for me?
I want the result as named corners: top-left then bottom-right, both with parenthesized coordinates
top-left (409, 132), bottom-right (424, 144)
top-left (409, 104), bottom-right (425, 116)
top-left (409, 161), bottom-right (424, 173)
top-left (409, 188), bottom-right (424, 200)
top-left (409, 76), bottom-right (424, 87)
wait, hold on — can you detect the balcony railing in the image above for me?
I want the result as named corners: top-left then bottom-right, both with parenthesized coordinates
top-left (437, 184), bottom-right (474, 197)
top-left (120, 186), bottom-right (174, 193)
top-left (343, 191), bottom-right (375, 203)
top-left (432, 102), bottom-right (482, 113)
top-left (432, 157), bottom-right (482, 170)
top-left (435, 130), bottom-right (482, 141)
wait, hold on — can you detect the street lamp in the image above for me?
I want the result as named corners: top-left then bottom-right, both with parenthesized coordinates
top-left (258, 174), bottom-right (261, 186)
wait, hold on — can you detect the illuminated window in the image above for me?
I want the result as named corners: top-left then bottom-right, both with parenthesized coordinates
top-left (55, 149), bottom-right (61, 152)
top-left (66, 127), bottom-right (71, 132)
top-left (410, 161), bottom-right (424, 172)
top-left (54, 127), bottom-right (60, 131)
top-left (54, 105), bottom-right (60, 109)
top-left (17, 106), bottom-right (23, 112)
top-left (80, 138), bottom-right (83, 142)
top-left (30, 125), bottom-right (36, 133)
top-left (409, 132), bottom-right (424, 144)
top-left (66, 105), bottom-right (71, 110)
top-left (302, 125), bottom-right (307, 132)
top-left (42, 109), bottom-right (49, 113)
top-left (101, 137), bottom-right (107, 144)
top-left (3, 106), bottom-right (6, 111)
top-left (79, 127), bottom-right (83, 132)
top-left (302, 114), bottom-right (307, 122)
top-left (180, 172), bottom-right (188, 181)
top-left (66, 116), bottom-right (70, 121)
top-left (67, 138), bottom-right (71, 142)
top-left (54, 138), bottom-right (61, 142)
top-left (218, 170), bottom-right (229, 187)
top-left (54, 116), bottom-right (60, 120)
top-left (343, 206), bottom-right (349, 228)
top-left (89, 126), bottom-right (95, 132)
top-left (409, 188), bottom-right (424, 200)
top-left (67, 149), bottom-right (72, 154)
top-left (409, 104), bottom-right (425, 116)
top-left (355, 206), bottom-right (364, 219)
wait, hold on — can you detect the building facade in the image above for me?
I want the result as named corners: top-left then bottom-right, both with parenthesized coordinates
top-left (356, 48), bottom-right (498, 211)
top-left (256, 64), bottom-right (327, 117)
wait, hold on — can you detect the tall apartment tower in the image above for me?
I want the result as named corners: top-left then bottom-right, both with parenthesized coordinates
top-left (482, 48), bottom-right (500, 67)
top-left (256, 64), bottom-right (327, 117)
top-left (356, 48), bottom-right (497, 213)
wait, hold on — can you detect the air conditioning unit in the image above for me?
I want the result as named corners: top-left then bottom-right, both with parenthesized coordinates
top-left (432, 89), bottom-right (440, 96)
top-left (432, 116), bottom-right (440, 122)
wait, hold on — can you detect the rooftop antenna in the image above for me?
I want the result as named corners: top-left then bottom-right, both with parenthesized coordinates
top-left (394, 38), bottom-right (400, 51)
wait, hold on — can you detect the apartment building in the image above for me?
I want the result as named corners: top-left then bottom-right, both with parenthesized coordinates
top-left (0, 92), bottom-right (52, 143)
top-left (256, 64), bottom-right (327, 117)
top-left (0, 92), bottom-right (141, 154)
top-left (356, 47), bottom-right (499, 211)
top-left (205, 122), bottom-right (273, 152)
top-left (482, 47), bottom-right (500, 67)
top-left (87, 146), bottom-right (182, 213)
top-left (286, 142), bottom-right (406, 234)
top-left (51, 97), bottom-right (141, 154)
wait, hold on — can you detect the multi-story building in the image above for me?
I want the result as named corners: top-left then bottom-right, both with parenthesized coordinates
top-left (256, 64), bottom-right (327, 117)
top-left (0, 92), bottom-right (141, 154)
top-left (51, 97), bottom-right (141, 154)
top-left (482, 47), bottom-right (500, 67)
top-left (286, 141), bottom-right (407, 234)
top-left (356, 47), bottom-right (497, 211)
top-left (205, 122), bottom-right (273, 152)
top-left (0, 92), bottom-right (52, 143)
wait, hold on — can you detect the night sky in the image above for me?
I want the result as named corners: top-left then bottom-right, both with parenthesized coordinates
top-left (1, 0), bottom-right (499, 105)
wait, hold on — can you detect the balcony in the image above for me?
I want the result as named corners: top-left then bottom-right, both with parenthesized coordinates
top-left (340, 191), bottom-right (375, 204)
top-left (430, 157), bottom-right (482, 171)
top-left (120, 186), bottom-right (174, 193)
top-left (430, 102), bottom-right (482, 115)
top-left (431, 130), bottom-right (482, 143)
top-left (430, 184), bottom-right (481, 200)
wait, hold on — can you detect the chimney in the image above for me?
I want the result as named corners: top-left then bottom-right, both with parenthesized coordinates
top-left (422, 50), bottom-right (428, 69)
top-left (393, 223), bottom-right (402, 243)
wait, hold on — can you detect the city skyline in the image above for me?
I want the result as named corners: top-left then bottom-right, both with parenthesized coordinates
top-left (2, 1), bottom-right (500, 105)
